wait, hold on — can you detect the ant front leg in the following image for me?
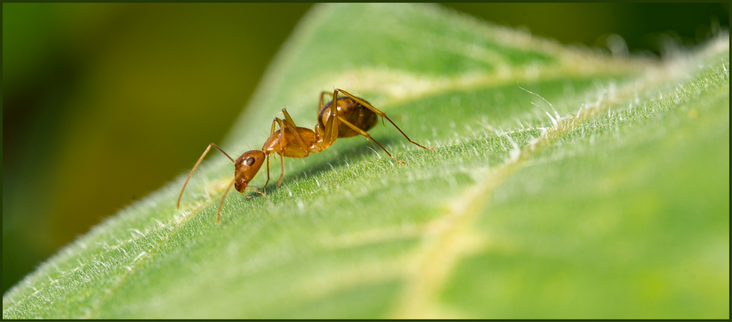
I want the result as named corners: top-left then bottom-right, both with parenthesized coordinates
top-left (261, 154), bottom-right (271, 190)
top-left (178, 143), bottom-right (236, 209)
top-left (261, 112), bottom-right (308, 189)
top-left (273, 113), bottom-right (314, 186)
top-left (335, 88), bottom-right (434, 151)
top-left (216, 180), bottom-right (268, 225)
top-left (259, 117), bottom-right (282, 191)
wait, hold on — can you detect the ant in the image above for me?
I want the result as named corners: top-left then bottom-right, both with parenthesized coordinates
top-left (177, 88), bottom-right (433, 224)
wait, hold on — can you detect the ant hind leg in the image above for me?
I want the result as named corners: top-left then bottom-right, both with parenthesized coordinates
top-left (335, 89), bottom-right (434, 151)
top-left (336, 115), bottom-right (406, 165)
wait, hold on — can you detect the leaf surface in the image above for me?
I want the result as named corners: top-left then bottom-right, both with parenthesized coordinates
top-left (3, 3), bottom-right (728, 318)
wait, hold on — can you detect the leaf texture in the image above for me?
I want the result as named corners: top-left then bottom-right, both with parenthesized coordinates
top-left (3, 3), bottom-right (728, 318)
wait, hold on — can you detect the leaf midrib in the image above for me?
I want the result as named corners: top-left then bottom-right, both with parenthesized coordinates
top-left (386, 47), bottom-right (723, 318)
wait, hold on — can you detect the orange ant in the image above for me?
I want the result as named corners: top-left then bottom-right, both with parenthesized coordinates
top-left (177, 88), bottom-right (433, 224)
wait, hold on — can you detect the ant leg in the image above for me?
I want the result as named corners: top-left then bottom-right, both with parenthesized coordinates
top-left (325, 108), bottom-right (340, 146)
top-left (336, 115), bottom-right (406, 165)
top-left (218, 179), bottom-right (268, 225)
top-left (311, 113), bottom-right (338, 152)
top-left (313, 104), bottom-right (340, 151)
top-left (321, 88), bottom-right (343, 144)
top-left (276, 118), bottom-right (287, 186)
top-left (273, 115), bottom-right (313, 185)
top-left (281, 108), bottom-right (311, 152)
top-left (335, 88), bottom-right (434, 151)
top-left (178, 143), bottom-right (236, 209)
top-left (279, 153), bottom-right (285, 186)
top-left (258, 118), bottom-right (281, 191)
top-left (319, 91), bottom-right (332, 110)
top-left (281, 108), bottom-right (299, 127)
top-left (261, 154), bottom-right (271, 190)
top-left (270, 117), bottom-right (278, 135)
top-left (244, 188), bottom-right (268, 199)
top-left (272, 115), bottom-right (313, 185)
top-left (216, 178), bottom-right (236, 225)
top-left (261, 116), bottom-right (294, 189)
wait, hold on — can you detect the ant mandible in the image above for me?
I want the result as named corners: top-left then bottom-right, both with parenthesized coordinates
top-left (177, 88), bottom-right (433, 224)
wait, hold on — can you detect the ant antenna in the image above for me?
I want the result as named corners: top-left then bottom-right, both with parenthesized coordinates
top-left (216, 179), bottom-right (236, 225)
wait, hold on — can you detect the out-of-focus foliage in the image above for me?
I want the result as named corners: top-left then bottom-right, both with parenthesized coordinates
top-left (3, 4), bottom-right (728, 318)
top-left (2, 3), bottom-right (312, 292)
top-left (444, 3), bottom-right (728, 56)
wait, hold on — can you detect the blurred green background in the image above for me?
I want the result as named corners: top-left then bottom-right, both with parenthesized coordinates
top-left (2, 3), bottom-right (728, 294)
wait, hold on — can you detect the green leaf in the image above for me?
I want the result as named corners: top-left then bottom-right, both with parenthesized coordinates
top-left (3, 3), bottom-right (728, 318)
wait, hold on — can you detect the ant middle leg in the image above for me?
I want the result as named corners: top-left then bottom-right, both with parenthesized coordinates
top-left (276, 118), bottom-right (287, 186)
top-left (335, 88), bottom-right (434, 151)
top-left (311, 104), bottom-right (340, 152)
top-left (273, 115), bottom-right (313, 185)
top-left (263, 115), bottom-right (309, 188)
top-left (319, 91), bottom-right (332, 110)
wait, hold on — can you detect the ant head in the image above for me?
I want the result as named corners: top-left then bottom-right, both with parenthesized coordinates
top-left (234, 150), bottom-right (265, 192)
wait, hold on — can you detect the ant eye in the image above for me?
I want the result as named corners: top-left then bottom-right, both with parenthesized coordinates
top-left (245, 157), bottom-right (255, 166)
